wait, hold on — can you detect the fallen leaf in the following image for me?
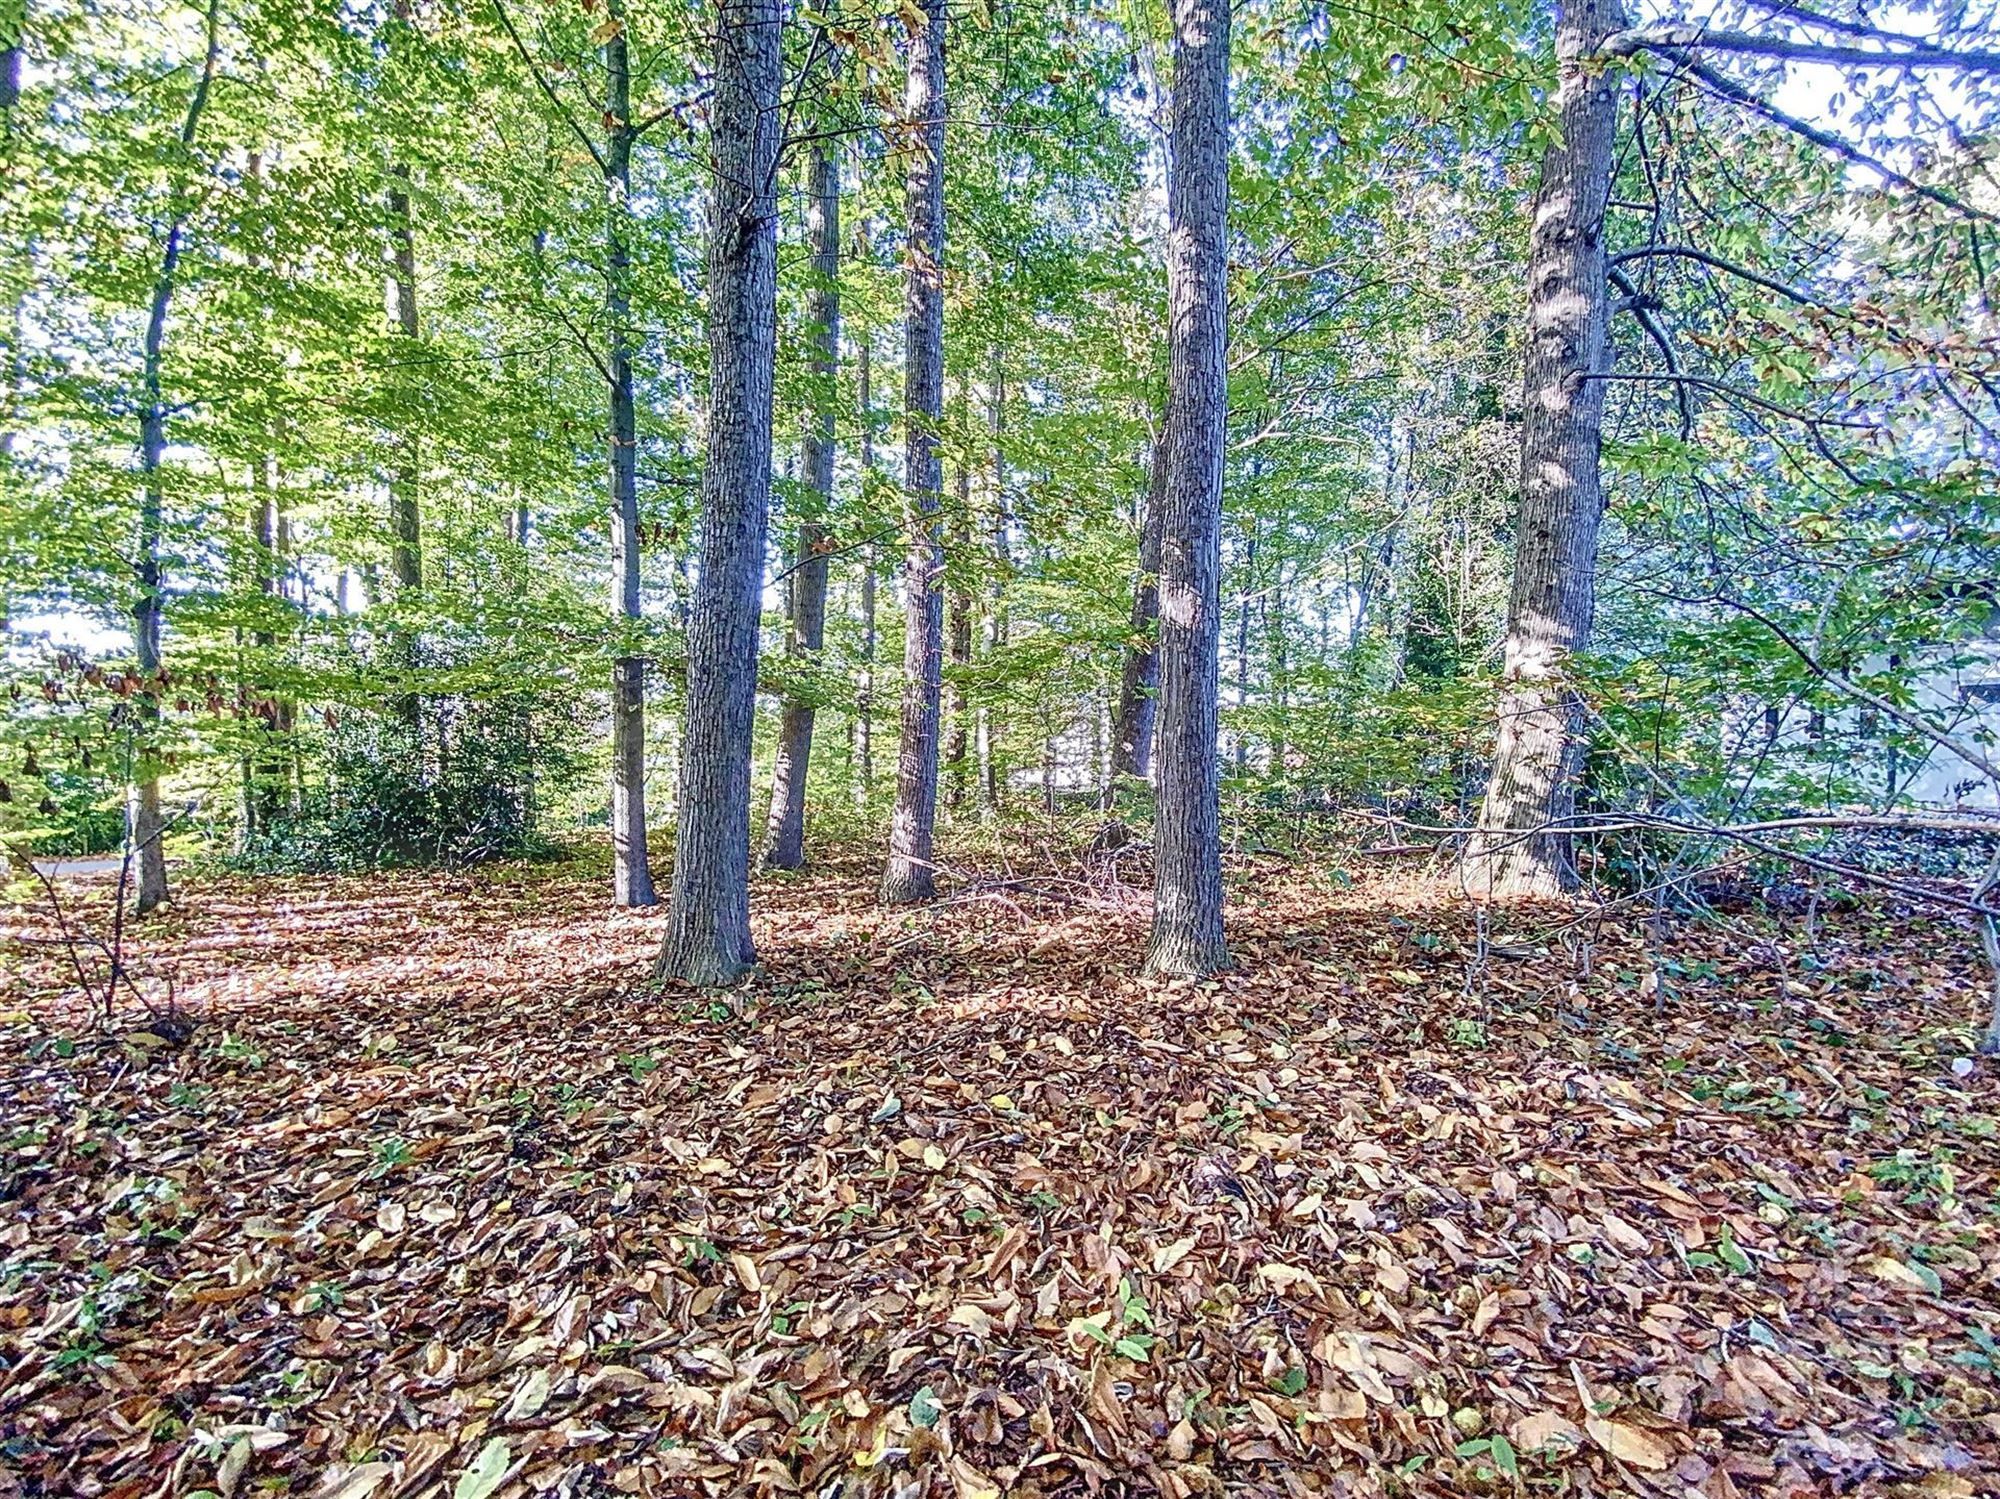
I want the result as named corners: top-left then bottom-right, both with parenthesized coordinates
top-left (452, 1438), bottom-right (511, 1499)
top-left (1585, 1416), bottom-right (1670, 1470)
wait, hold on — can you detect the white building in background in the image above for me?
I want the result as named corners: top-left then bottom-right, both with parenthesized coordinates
top-left (1886, 645), bottom-right (2000, 807)
top-left (1762, 624), bottom-right (2000, 810)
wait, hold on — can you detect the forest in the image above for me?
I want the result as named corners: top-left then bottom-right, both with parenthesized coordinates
top-left (4, 0), bottom-right (2000, 1492)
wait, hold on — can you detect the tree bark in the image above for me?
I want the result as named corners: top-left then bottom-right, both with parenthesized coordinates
top-left (0, 0), bottom-right (21, 125)
top-left (605, 5), bottom-right (657, 907)
top-left (0, 0), bottom-right (21, 121)
top-left (1145, 0), bottom-right (1230, 978)
top-left (656, 0), bottom-right (780, 986)
top-left (129, 0), bottom-right (219, 917)
top-left (880, 0), bottom-right (947, 906)
top-left (1109, 430), bottom-right (1167, 785)
top-left (248, 449), bottom-right (292, 835)
top-left (1233, 521), bottom-right (1255, 772)
top-left (944, 448), bottom-right (973, 809)
top-left (856, 335), bottom-right (876, 792)
top-left (1463, 0), bottom-right (1625, 900)
top-left (978, 344), bottom-right (1006, 812)
top-left (386, 158), bottom-right (422, 738)
top-left (764, 141), bottom-right (839, 869)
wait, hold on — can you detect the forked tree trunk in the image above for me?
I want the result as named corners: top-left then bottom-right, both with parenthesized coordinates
top-left (1463, 0), bottom-right (1624, 900)
top-left (1109, 431), bottom-right (1167, 787)
top-left (1145, 0), bottom-right (1230, 978)
top-left (764, 141), bottom-right (839, 868)
top-left (656, 0), bottom-right (780, 986)
top-left (880, 0), bottom-right (947, 906)
top-left (130, 0), bottom-right (219, 917)
top-left (606, 7), bottom-right (657, 907)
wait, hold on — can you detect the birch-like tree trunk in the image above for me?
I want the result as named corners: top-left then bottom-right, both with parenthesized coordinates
top-left (1463, 0), bottom-right (1624, 900)
top-left (130, 0), bottom-right (220, 916)
top-left (764, 141), bottom-right (839, 868)
top-left (880, 0), bottom-right (947, 905)
top-left (605, 7), bottom-right (657, 907)
top-left (656, 0), bottom-right (780, 985)
top-left (1109, 431), bottom-right (1167, 785)
top-left (1145, 0), bottom-right (1230, 977)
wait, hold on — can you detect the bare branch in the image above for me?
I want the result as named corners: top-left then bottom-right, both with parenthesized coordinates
top-left (1666, 54), bottom-right (1999, 226)
top-left (1608, 243), bottom-right (1848, 316)
top-left (490, 0), bottom-right (608, 175)
top-left (1606, 23), bottom-right (2000, 75)
top-left (1720, 594), bottom-right (2000, 785)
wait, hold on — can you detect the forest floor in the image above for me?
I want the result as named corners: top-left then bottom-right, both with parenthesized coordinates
top-left (2, 845), bottom-right (1998, 1498)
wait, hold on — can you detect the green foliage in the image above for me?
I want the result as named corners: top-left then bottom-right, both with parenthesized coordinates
top-left (1, 0), bottom-right (1992, 890)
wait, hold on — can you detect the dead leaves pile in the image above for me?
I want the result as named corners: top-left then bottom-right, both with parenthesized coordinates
top-left (2, 854), bottom-right (1997, 1497)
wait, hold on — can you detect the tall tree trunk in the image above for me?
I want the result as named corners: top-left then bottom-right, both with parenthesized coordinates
top-left (656, 0), bottom-right (780, 986)
top-left (1145, 0), bottom-right (1230, 978)
top-left (978, 344), bottom-right (1006, 812)
top-left (249, 449), bottom-right (291, 834)
top-left (1233, 522), bottom-right (1255, 772)
top-left (130, 0), bottom-right (220, 917)
top-left (1463, 0), bottom-right (1624, 900)
top-left (880, 0), bottom-right (947, 906)
top-left (856, 335), bottom-right (876, 792)
top-left (765, 141), bottom-right (839, 868)
top-left (386, 159), bottom-right (422, 735)
top-left (245, 144), bottom-right (290, 838)
top-left (605, 8), bottom-right (657, 907)
top-left (944, 446), bottom-right (973, 809)
top-left (1109, 430), bottom-right (1167, 786)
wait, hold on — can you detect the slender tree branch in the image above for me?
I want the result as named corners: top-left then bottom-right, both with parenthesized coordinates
top-left (1719, 594), bottom-right (2000, 785)
top-left (490, 0), bottom-right (608, 174)
top-left (1666, 54), bottom-right (1999, 225)
top-left (1583, 370), bottom-right (1871, 428)
top-left (1606, 23), bottom-right (2000, 75)
top-left (1607, 265), bottom-right (1693, 437)
top-left (1608, 243), bottom-right (1847, 316)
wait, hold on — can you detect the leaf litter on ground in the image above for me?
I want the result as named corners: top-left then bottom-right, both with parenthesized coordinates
top-left (1, 852), bottom-right (1997, 1497)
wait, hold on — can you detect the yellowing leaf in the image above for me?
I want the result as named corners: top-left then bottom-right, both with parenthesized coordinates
top-left (502, 1367), bottom-right (552, 1423)
top-left (1866, 1255), bottom-right (1941, 1294)
top-left (452, 1438), bottom-right (511, 1499)
top-left (947, 1455), bottom-right (1001, 1499)
top-left (988, 1093), bottom-right (1015, 1111)
top-left (317, 1464), bottom-right (392, 1499)
top-left (1510, 1409), bottom-right (1582, 1452)
top-left (949, 1302), bottom-right (994, 1336)
top-left (1257, 1262), bottom-right (1319, 1295)
top-left (1584, 1417), bottom-right (1670, 1470)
